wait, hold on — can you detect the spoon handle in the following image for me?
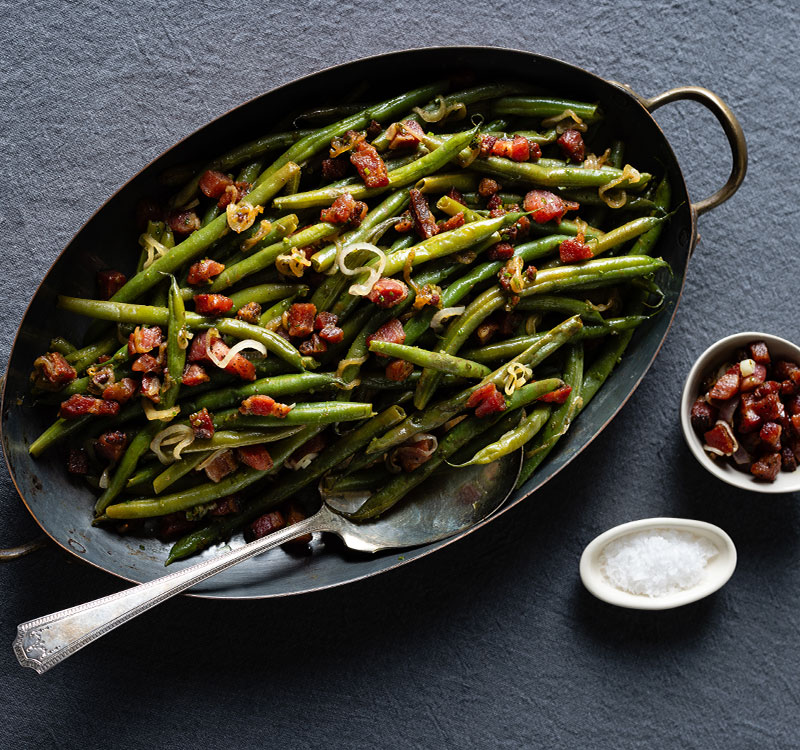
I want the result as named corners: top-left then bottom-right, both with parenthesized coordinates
top-left (13, 507), bottom-right (337, 674)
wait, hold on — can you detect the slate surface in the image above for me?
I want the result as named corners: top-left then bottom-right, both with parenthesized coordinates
top-left (1, 1), bottom-right (798, 747)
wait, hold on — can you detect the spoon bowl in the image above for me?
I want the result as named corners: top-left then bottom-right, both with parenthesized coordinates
top-left (579, 517), bottom-right (737, 610)
top-left (14, 449), bottom-right (522, 673)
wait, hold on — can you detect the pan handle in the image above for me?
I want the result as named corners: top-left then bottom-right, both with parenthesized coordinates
top-left (0, 535), bottom-right (49, 561)
top-left (614, 84), bottom-right (747, 217)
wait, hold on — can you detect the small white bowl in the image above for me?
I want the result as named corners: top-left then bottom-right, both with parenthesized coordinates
top-left (680, 331), bottom-right (800, 494)
top-left (580, 517), bottom-right (737, 610)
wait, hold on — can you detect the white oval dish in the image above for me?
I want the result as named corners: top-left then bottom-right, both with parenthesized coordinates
top-left (680, 331), bottom-right (800, 494)
top-left (579, 517), bottom-right (737, 610)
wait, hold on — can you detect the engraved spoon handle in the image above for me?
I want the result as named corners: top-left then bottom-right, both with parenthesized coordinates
top-left (13, 507), bottom-right (337, 674)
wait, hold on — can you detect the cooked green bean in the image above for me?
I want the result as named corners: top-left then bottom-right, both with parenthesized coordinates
top-left (471, 156), bottom-right (651, 191)
top-left (182, 372), bottom-right (342, 414)
top-left (514, 296), bottom-right (606, 324)
top-left (454, 405), bottom-right (551, 466)
top-left (368, 340), bottom-right (491, 379)
top-left (461, 315), bottom-right (648, 363)
top-left (491, 96), bottom-right (601, 122)
top-left (213, 401), bottom-right (374, 429)
top-left (153, 452), bottom-right (208, 495)
top-left (227, 283), bottom-right (308, 312)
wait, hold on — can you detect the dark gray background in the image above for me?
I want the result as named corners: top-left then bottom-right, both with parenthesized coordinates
top-left (1, 1), bottom-right (798, 748)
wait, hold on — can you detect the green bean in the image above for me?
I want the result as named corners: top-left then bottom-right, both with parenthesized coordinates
top-left (462, 191), bottom-right (523, 207)
top-left (126, 463), bottom-right (164, 492)
top-left (365, 211), bottom-right (524, 282)
top-left (94, 424), bottom-right (160, 514)
top-left (237, 160), bottom-right (265, 184)
top-left (436, 194), bottom-right (486, 223)
top-left (471, 157), bottom-right (651, 191)
top-left (252, 83), bottom-right (445, 189)
top-left (57, 298), bottom-right (309, 371)
top-left (64, 336), bottom-right (119, 372)
top-left (153, 452), bottom-right (208, 495)
top-left (201, 204), bottom-right (221, 228)
top-left (171, 130), bottom-right (312, 208)
top-left (294, 103), bottom-right (365, 125)
top-left (628, 177), bottom-right (672, 256)
top-left (310, 189), bottom-right (411, 273)
top-left (517, 343), bottom-right (584, 487)
top-left (368, 316), bottom-right (582, 455)
top-left (461, 315), bottom-right (648, 363)
top-left (163, 276), bottom-right (186, 410)
top-left (164, 405), bottom-right (406, 561)
top-left (49, 337), bottom-right (77, 356)
top-left (528, 217), bottom-right (603, 240)
top-left (454, 405), bottom-right (551, 466)
top-left (227, 283), bottom-right (307, 312)
top-left (371, 83), bottom-right (529, 150)
top-left (182, 372), bottom-right (342, 414)
top-left (491, 96), bottom-right (601, 122)
top-left (520, 256), bottom-right (668, 297)
top-left (557, 188), bottom-right (654, 211)
top-left (368, 340), bottom-right (491, 379)
top-left (272, 125), bottom-right (479, 211)
top-left (321, 466), bottom-right (390, 493)
top-left (259, 295), bottom-right (297, 327)
top-left (587, 216), bottom-right (665, 258)
top-left (213, 401), bottom-right (374, 429)
top-left (208, 221), bottom-right (338, 292)
top-left (183, 428), bottom-right (303, 452)
top-left (29, 415), bottom-right (97, 457)
top-left (415, 173), bottom-right (479, 195)
top-left (483, 129), bottom-right (558, 144)
top-left (515, 296), bottom-right (606, 324)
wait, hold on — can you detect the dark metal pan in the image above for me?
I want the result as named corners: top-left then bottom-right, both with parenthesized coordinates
top-left (0, 46), bottom-right (746, 598)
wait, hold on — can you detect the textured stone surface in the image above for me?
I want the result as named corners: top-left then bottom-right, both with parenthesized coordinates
top-left (1, 1), bottom-right (798, 747)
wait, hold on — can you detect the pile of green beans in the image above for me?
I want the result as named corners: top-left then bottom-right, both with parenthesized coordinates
top-left (28, 81), bottom-right (671, 564)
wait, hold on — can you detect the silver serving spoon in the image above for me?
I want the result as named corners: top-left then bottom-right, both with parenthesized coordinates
top-left (14, 450), bottom-right (522, 673)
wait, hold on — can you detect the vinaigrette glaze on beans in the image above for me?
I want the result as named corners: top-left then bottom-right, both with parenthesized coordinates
top-left (28, 80), bottom-right (672, 562)
top-left (691, 341), bottom-right (800, 482)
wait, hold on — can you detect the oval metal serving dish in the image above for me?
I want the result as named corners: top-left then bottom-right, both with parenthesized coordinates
top-left (0, 46), bottom-right (746, 599)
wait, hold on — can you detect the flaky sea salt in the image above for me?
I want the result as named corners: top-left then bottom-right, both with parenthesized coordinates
top-left (600, 529), bottom-right (719, 597)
